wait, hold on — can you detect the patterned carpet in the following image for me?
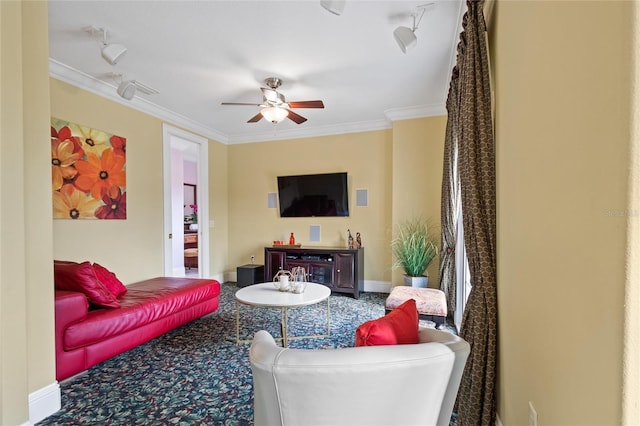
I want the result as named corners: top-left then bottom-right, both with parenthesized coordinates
top-left (38, 282), bottom-right (455, 425)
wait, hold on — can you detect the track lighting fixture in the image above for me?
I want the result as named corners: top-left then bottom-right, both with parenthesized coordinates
top-left (84, 26), bottom-right (128, 65)
top-left (320, 0), bottom-right (346, 15)
top-left (393, 3), bottom-right (434, 54)
top-left (261, 106), bottom-right (289, 124)
top-left (393, 26), bottom-right (417, 53)
top-left (109, 73), bottom-right (159, 101)
top-left (102, 42), bottom-right (127, 65)
top-left (117, 80), bottom-right (137, 100)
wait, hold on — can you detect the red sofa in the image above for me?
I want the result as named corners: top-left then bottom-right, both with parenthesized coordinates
top-left (55, 276), bottom-right (220, 381)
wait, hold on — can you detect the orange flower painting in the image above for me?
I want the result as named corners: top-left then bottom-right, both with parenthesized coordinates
top-left (51, 118), bottom-right (127, 219)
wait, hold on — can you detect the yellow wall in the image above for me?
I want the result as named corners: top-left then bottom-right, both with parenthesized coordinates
top-left (49, 78), bottom-right (446, 289)
top-left (50, 76), bottom-right (445, 289)
top-left (490, 1), bottom-right (634, 424)
top-left (0, 1), bottom-right (54, 423)
top-left (51, 79), bottom-right (446, 286)
top-left (227, 130), bottom-right (393, 281)
top-left (624, 3), bottom-right (640, 423)
top-left (392, 117), bottom-right (445, 286)
top-left (209, 139), bottom-right (229, 278)
top-left (50, 80), bottom-right (165, 282)
top-left (226, 118), bottom-right (445, 285)
top-left (50, 78), bottom-right (446, 288)
top-left (49, 79), bottom-right (228, 283)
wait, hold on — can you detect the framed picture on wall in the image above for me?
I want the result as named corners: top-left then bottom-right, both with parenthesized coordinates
top-left (50, 117), bottom-right (127, 220)
top-left (184, 183), bottom-right (197, 221)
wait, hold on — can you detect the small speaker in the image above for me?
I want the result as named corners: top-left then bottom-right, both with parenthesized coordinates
top-left (356, 189), bottom-right (368, 207)
top-left (309, 225), bottom-right (321, 242)
top-left (267, 192), bottom-right (277, 209)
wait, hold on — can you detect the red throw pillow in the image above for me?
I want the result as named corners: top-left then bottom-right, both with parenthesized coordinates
top-left (54, 261), bottom-right (120, 308)
top-left (355, 298), bottom-right (419, 346)
top-left (92, 263), bottom-right (127, 297)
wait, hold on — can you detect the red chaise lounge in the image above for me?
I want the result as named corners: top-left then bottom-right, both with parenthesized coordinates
top-left (54, 261), bottom-right (220, 381)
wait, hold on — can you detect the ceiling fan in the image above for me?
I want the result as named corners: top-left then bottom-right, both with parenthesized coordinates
top-left (221, 77), bottom-right (324, 124)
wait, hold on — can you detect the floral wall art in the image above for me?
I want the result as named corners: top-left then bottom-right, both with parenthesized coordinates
top-left (51, 118), bottom-right (127, 219)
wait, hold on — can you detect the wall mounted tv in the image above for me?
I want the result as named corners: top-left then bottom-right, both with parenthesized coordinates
top-left (277, 172), bottom-right (349, 217)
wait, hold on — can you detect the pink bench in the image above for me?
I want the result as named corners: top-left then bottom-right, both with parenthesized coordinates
top-left (385, 286), bottom-right (447, 328)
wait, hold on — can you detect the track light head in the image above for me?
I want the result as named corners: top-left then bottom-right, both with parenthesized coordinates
top-left (393, 3), bottom-right (433, 53)
top-left (101, 43), bottom-right (128, 65)
top-left (393, 26), bottom-right (417, 53)
top-left (117, 81), bottom-right (136, 100)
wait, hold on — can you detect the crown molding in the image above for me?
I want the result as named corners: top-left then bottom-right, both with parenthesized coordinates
top-left (227, 118), bottom-right (392, 144)
top-left (49, 59), bottom-right (229, 143)
top-left (49, 58), bottom-right (446, 145)
top-left (384, 104), bottom-right (447, 121)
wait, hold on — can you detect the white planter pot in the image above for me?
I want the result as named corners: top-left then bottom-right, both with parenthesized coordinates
top-left (189, 223), bottom-right (199, 231)
top-left (404, 275), bottom-right (428, 288)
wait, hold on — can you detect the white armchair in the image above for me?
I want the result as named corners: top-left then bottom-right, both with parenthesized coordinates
top-left (249, 327), bottom-right (470, 426)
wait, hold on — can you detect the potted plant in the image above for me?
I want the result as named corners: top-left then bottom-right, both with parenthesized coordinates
top-left (391, 217), bottom-right (439, 288)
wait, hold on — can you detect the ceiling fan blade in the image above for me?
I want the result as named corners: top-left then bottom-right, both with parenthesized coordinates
top-left (287, 100), bottom-right (325, 109)
top-left (221, 102), bottom-right (262, 106)
top-left (247, 113), bottom-right (263, 123)
top-left (286, 109), bottom-right (307, 124)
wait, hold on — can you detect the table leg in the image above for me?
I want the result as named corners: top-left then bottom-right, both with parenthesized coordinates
top-left (282, 307), bottom-right (288, 347)
top-left (326, 298), bottom-right (331, 336)
top-left (235, 300), bottom-right (240, 344)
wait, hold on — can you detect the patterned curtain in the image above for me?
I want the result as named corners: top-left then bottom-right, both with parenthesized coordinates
top-left (451, 1), bottom-right (498, 425)
top-left (439, 68), bottom-right (460, 316)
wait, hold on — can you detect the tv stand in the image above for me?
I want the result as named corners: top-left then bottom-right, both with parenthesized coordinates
top-left (264, 246), bottom-right (364, 299)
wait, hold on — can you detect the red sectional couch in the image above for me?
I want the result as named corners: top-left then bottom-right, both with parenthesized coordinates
top-left (55, 276), bottom-right (220, 381)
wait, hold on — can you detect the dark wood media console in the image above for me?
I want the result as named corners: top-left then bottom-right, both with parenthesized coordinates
top-left (264, 246), bottom-right (364, 299)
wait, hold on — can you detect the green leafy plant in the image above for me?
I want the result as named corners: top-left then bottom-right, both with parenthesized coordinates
top-left (392, 217), bottom-right (439, 277)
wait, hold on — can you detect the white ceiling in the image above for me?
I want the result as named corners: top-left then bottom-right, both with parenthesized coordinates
top-left (48, 0), bottom-right (464, 144)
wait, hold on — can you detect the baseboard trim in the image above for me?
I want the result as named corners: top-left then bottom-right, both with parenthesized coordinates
top-left (226, 271), bottom-right (237, 283)
top-left (209, 272), bottom-right (225, 284)
top-left (29, 381), bottom-right (61, 424)
top-left (364, 280), bottom-right (391, 293)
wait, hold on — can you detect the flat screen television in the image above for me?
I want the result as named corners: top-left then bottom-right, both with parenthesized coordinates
top-left (277, 172), bottom-right (349, 217)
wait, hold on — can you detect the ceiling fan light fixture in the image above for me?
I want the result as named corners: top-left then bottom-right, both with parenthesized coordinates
top-left (117, 80), bottom-right (136, 100)
top-left (393, 26), bottom-right (417, 53)
top-left (261, 106), bottom-right (288, 123)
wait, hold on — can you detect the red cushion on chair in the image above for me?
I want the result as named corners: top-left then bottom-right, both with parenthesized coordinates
top-left (54, 261), bottom-right (120, 308)
top-left (92, 263), bottom-right (127, 297)
top-left (355, 298), bottom-right (419, 346)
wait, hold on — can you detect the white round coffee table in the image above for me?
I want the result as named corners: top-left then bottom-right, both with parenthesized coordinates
top-left (235, 282), bottom-right (331, 347)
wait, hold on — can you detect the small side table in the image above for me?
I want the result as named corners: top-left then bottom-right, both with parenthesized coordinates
top-left (237, 264), bottom-right (264, 288)
top-left (235, 283), bottom-right (331, 347)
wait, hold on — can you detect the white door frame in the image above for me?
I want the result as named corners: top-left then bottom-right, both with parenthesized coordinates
top-left (162, 124), bottom-right (209, 277)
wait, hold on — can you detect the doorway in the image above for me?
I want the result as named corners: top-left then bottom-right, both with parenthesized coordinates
top-left (162, 124), bottom-right (209, 277)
